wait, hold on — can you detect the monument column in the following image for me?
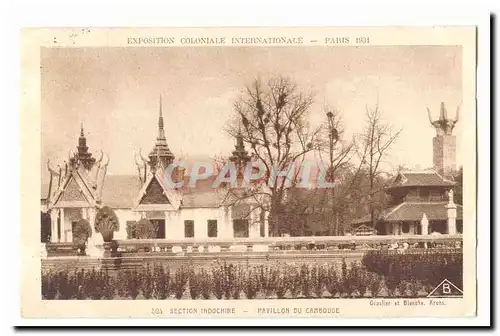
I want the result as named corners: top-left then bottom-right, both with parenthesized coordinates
top-left (263, 210), bottom-right (269, 238)
top-left (50, 209), bottom-right (59, 242)
top-left (59, 208), bottom-right (67, 242)
top-left (88, 207), bottom-right (97, 241)
top-left (420, 213), bottom-right (429, 235)
top-left (427, 102), bottom-right (460, 176)
top-left (446, 189), bottom-right (457, 235)
top-left (226, 206), bottom-right (234, 239)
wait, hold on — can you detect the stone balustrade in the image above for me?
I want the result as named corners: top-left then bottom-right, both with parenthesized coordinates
top-left (44, 234), bottom-right (463, 258)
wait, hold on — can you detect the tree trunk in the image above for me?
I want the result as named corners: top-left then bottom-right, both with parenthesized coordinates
top-left (334, 212), bottom-right (340, 236)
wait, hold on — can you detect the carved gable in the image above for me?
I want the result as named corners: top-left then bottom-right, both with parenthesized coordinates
top-left (57, 177), bottom-right (88, 203)
top-left (140, 177), bottom-right (170, 204)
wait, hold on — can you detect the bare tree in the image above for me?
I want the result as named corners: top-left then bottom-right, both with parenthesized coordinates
top-left (355, 104), bottom-right (401, 229)
top-left (318, 107), bottom-right (356, 235)
top-left (226, 76), bottom-right (322, 236)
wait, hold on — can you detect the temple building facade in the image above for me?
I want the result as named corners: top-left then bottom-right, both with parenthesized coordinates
top-left (41, 98), bottom-right (269, 246)
top-left (41, 100), bottom-right (463, 243)
top-left (352, 102), bottom-right (463, 236)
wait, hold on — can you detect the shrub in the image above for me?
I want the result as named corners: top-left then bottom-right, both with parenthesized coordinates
top-left (367, 272), bottom-right (382, 298)
top-left (300, 264), bottom-right (312, 298)
top-left (101, 270), bottom-right (115, 300)
top-left (408, 280), bottom-right (421, 297)
top-left (57, 270), bottom-right (77, 299)
top-left (75, 269), bottom-right (87, 300)
top-left (362, 250), bottom-right (463, 290)
top-left (141, 267), bottom-right (155, 299)
top-left (211, 264), bottom-right (225, 299)
top-left (42, 259), bottom-right (445, 300)
top-left (230, 265), bottom-right (245, 299)
top-left (87, 268), bottom-right (104, 300)
top-left (171, 267), bottom-right (188, 300)
top-left (311, 265), bottom-right (326, 298)
top-left (347, 262), bottom-right (362, 297)
top-left (258, 264), bottom-right (279, 298)
top-left (222, 263), bottom-right (234, 300)
top-left (188, 268), bottom-right (201, 300)
top-left (115, 270), bottom-right (128, 298)
top-left (41, 271), bottom-right (58, 300)
top-left (152, 264), bottom-right (170, 299)
top-left (125, 270), bottom-right (141, 299)
top-left (275, 268), bottom-right (289, 299)
top-left (325, 265), bottom-right (340, 298)
top-left (288, 266), bottom-right (302, 299)
top-left (198, 269), bottom-right (212, 300)
top-left (244, 267), bottom-right (260, 299)
top-left (386, 265), bottom-right (401, 297)
top-left (340, 259), bottom-right (349, 297)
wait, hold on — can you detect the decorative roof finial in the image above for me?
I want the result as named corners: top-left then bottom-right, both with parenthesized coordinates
top-left (157, 95), bottom-right (166, 142)
top-left (236, 128), bottom-right (244, 149)
top-left (229, 130), bottom-right (250, 168)
top-left (74, 122), bottom-right (95, 170)
top-left (439, 101), bottom-right (447, 121)
top-left (148, 95), bottom-right (175, 170)
top-left (427, 102), bottom-right (460, 136)
top-left (159, 95), bottom-right (164, 131)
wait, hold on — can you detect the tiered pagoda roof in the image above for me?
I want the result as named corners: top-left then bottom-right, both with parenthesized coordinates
top-left (386, 170), bottom-right (455, 190)
top-left (352, 169), bottom-right (461, 225)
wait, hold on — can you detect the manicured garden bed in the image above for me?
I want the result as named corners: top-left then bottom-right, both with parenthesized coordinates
top-left (41, 251), bottom-right (462, 300)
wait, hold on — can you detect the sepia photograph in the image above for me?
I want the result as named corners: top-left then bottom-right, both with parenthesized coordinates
top-left (39, 44), bottom-right (465, 302)
top-left (15, 26), bottom-right (480, 320)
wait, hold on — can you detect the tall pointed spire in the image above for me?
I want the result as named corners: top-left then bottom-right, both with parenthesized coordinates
top-left (148, 95), bottom-right (175, 171)
top-left (229, 130), bottom-right (250, 168)
top-left (158, 95), bottom-right (166, 140)
top-left (74, 122), bottom-right (95, 170)
top-left (79, 123), bottom-right (86, 148)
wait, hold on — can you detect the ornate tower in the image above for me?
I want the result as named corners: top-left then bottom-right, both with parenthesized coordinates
top-left (427, 102), bottom-right (460, 176)
top-left (229, 131), bottom-right (250, 171)
top-left (148, 96), bottom-right (175, 171)
top-left (70, 124), bottom-right (96, 171)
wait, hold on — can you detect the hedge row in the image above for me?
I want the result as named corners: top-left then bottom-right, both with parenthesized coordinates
top-left (361, 250), bottom-right (463, 290)
top-left (42, 259), bottom-right (446, 300)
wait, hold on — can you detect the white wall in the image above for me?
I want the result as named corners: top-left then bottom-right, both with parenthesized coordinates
top-left (111, 206), bottom-right (267, 241)
top-left (114, 209), bottom-right (141, 239)
top-left (171, 207), bottom-right (232, 240)
top-left (112, 207), bottom-right (233, 240)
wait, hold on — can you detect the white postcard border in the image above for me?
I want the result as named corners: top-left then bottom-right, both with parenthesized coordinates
top-left (4, 2), bottom-right (491, 328)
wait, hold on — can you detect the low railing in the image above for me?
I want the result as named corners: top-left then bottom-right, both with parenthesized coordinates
top-left (113, 234), bottom-right (463, 255)
top-left (45, 242), bottom-right (81, 257)
top-left (44, 234), bottom-right (463, 258)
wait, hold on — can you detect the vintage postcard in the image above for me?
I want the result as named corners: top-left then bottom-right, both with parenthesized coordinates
top-left (20, 26), bottom-right (477, 320)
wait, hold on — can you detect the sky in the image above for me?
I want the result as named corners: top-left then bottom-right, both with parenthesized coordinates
top-left (41, 46), bottom-right (463, 182)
